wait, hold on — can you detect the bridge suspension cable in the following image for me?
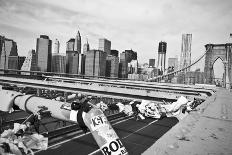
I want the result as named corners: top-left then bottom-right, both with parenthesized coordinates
top-left (148, 48), bottom-right (209, 82)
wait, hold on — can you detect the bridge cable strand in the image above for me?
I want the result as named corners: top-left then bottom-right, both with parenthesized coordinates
top-left (148, 48), bottom-right (209, 82)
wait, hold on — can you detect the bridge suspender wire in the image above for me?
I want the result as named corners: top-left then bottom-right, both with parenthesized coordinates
top-left (148, 48), bottom-right (209, 82)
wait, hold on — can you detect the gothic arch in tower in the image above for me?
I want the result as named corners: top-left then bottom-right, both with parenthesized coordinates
top-left (204, 43), bottom-right (232, 88)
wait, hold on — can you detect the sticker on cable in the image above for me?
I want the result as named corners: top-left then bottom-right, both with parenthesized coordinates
top-left (101, 138), bottom-right (127, 155)
top-left (90, 114), bottom-right (108, 131)
top-left (69, 110), bottom-right (78, 122)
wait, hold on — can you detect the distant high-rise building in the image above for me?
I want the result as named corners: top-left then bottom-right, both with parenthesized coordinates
top-left (149, 59), bottom-right (155, 68)
top-left (18, 56), bottom-right (26, 70)
top-left (99, 38), bottom-right (111, 55)
top-left (66, 37), bottom-right (84, 74)
top-left (21, 49), bottom-right (37, 74)
top-left (180, 34), bottom-right (192, 72)
top-left (110, 50), bottom-right (119, 57)
top-left (0, 36), bottom-right (4, 56)
top-left (106, 55), bottom-right (119, 78)
top-left (74, 31), bottom-right (81, 53)
top-left (119, 52), bottom-right (127, 78)
top-left (128, 60), bottom-right (138, 74)
top-left (66, 52), bottom-right (79, 74)
top-left (85, 50), bottom-right (106, 77)
top-left (83, 39), bottom-right (90, 55)
top-left (66, 38), bottom-right (75, 51)
top-left (52, 39), bottom-right (66, 73)
top-left (36, 35), bottom-right (52, 72)
top-left (78, 54), bottom-right (85, 75)
top-left (7, 56), bottom-right (25, 74)
top-left (157, 41), bottom-right (167, 75)
top-left (53, 39), bottom-right (60, 53)
top-left (52, 53), bottom-right (66, 73)
top-left (119, 49), bottom-right (137, 78)
top-left (0, 36), bottom-right (18, 72)
top-left (168, 57), bottom-right (178, 71)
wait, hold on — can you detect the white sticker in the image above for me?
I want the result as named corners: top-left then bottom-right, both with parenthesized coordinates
top-left (101, 138), bottom-right (127, 155)
top-left (90, 114), bottom-right (108, 131)
top-left (69, 110), bottom-right (78, 122)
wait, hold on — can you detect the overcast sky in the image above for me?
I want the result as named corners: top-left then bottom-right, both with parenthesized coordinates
top-left (0, 0), bottom-right (232, 74)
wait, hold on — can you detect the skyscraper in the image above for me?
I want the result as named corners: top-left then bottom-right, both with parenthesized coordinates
top-left (0, 36), bottom-right (18, 72)
top-left (74, 31), bottom-right (81, 53)
top-left (66, 38), bottom-right (75, 51)
top-left (21, 49), bottom-right (37, 74)
top-left (0, 36), bottom-right (4, 56)
top-left (85, 50), bottom-right (106, 77)
top-left (180, 34), bottom-right (192, 72)
top-left (128, 60), bottom-right (138, 74)
top-left (99, 38), bottom-right (111, 55)
top-left (52, 53), bottom-right (66, 73)
top-left (157, 41), bottom-right (167, 75)
top-left (78, 54), bottom-right (85, 75)
top-left (110, 50), bottom-right (119, 57)
top-left (83, 39), bottom-right (90, 55)
top-left (66, 31), bottom-right (84, 74)
top-left (8, 56), bottom-right (25, 74)
top-left (53, 39), bottom-right (60, 54)
top-left (149, 59), bottom-right (155, 68)
top-left (36, 35), bottom-right (52, 72)
top-left (168, 57), bottom-right (178, 71)
top-left (106, 55), bottom-right (119, 78)
top-left (119, 49), bottom-right (137, 78)
top-left (66, 38), bottom-right (79, 74)
top-left (52, 39), bottom-right (66, 73)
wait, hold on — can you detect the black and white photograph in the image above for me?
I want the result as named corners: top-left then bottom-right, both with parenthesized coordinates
top-left (0, 0), bottom-right (232, 154)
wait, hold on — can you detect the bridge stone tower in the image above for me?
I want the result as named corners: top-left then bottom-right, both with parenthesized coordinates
top-left (204, 43), bottom-right (232, 88)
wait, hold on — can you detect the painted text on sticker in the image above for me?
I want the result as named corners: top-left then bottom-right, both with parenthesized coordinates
top-left (101, 138), bottom-right (127, 155)
top-left (90, 114), bottom-right (108, 131)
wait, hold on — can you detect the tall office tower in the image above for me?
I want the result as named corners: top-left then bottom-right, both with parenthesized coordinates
top-left (149, 59), bottom-right (155, 68)
top-left (110, 50), bottom-right (119, 57)
top-left (66, 52), bottom-right (79, 74)
top-left (66, 36), bottom-right (84, 74)
top-left (21, 50), bottom-right (37, 75)
top-left (8, 56), bottom-right (25, 74)
top-left (78, 54), bottom-right (85, 75)
top-left (36, 35), bottom-right (52, 72)
top-left (66, 38), bottom-right (78, 74)
top-left (128, 60), bottom-right (138, 74)
top-left (119, 49), bottom-right (137, 78)
top-left (157, 41), bottom-right (167, 75)
top-left (53, 39), bottom-right (60, 53)
top-left (66, 38), bottom-right (75, 51)
top-left (0, 36), bottom-right (4, 56)
top-left (74, 31), bottom-right (81, 53)
top-left (85, 50), bottom-right (106, 77)
top-left (18, 56), bottom-right (26, 70)
top-left (119, 52), bottom-right (127, 78)
top-left (105, 55), bottom-right (119, 78)
top-left (168, 57), bottom-right (178, 71)
top-left (0, 36), bottom-right (18, 72)
top-left (99, 38), bottom-right (111, 55)
top-left (52, 53), bottom-right (66, 73)
top-left (52, 39), bottom-right (66, 73)
top-left (124, 49), bottom-right (137, 62)
top-left (83, 39), bottom-right (90, 55)
top-left (180, 34), bottom-right (192, 72)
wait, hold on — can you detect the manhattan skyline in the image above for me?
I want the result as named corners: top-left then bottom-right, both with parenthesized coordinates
top-left (0, 0), bottom-right (232, 65)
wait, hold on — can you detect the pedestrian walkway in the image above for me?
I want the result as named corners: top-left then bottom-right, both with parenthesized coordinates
top-left (143, 88), bottom-right (232, 155)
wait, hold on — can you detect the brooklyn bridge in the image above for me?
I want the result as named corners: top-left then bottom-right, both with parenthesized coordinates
top-left (0, 43), bottom-right (232, 155)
